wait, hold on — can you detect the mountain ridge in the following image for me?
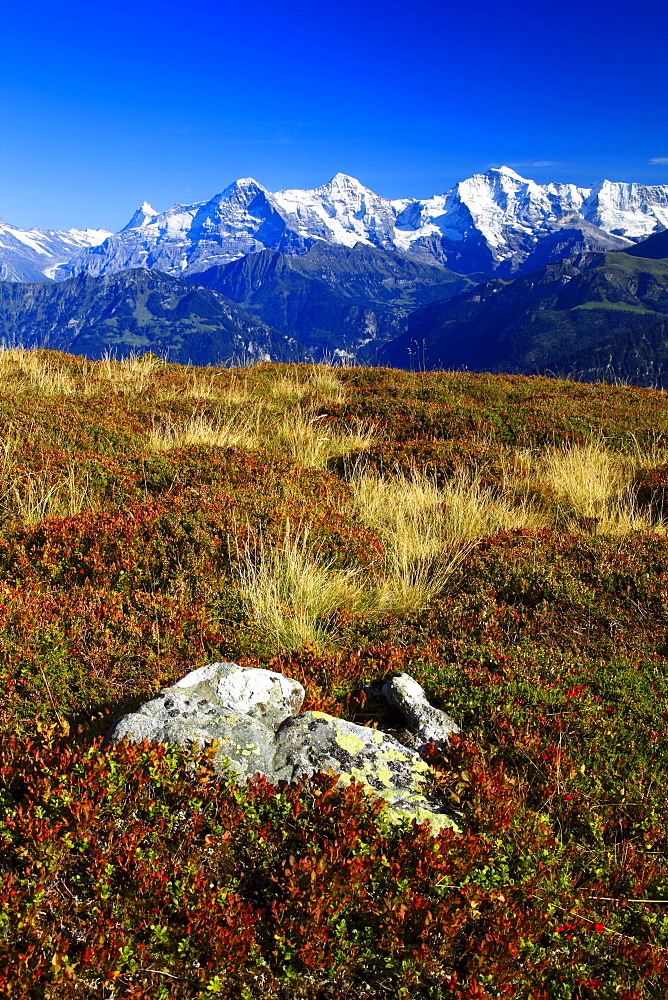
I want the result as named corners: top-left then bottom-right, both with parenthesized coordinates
top-left (0, 268), bottom-right (304, 364)
top-left (3, 168), bottom-right (667, 283)
top-left (189, 242), bottom-right (476, 361)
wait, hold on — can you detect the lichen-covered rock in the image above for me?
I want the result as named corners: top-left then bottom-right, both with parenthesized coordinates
top-left (171, 662), bottom-right (305, 731)
top-left (107, 687), bottom-right (276, 782)
top-left (108, 663), bottom-right (458, 832)
top-left (381, 672), bottom-right (461, 748)
top-left (273, 712), bottom-right (458, 830)
top-left (106, 662), bottom-right (303, 780)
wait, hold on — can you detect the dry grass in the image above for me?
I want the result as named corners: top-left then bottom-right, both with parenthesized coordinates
top-left (267, 369), bottom-right (348, 406)
top-left (0, 465), bottom-right (97, 524)
top-left (0, 350), bottom-right (78, 395)
top-left (351, 465), bottom-right (545, 541)
top-left (236, 479), bottom-right (477, 648)
top-left (0, 348), bottom-right (168, 398)
top-left (272, 407), bottom-right (376, 469)
top-left (349, 467), bottom-right (539, 614)
top-left (1, 350), bottom-right (665, 544)
top-left (0, 351), bottom-right (370, 470)
top-left (0, 421), bottom-right (95, 524)
top-left (147, 374), bottom-right (371, 467)
top-left (148, 410), bottom-right (260, 452)
top-left (94, 351), bottom-right (166, 395)
top-left (237, 524), bottom-right (369, 650)
top-left (155, 371), bottom-right (257, 406)
top-left (538, 442), bottom-right (627, 519)
top-left (531, 441), bottom-right (664, 534)
top-left (147, 367), bottom-right (366, 466)
top-left (350, 469), bottom-right (462, 613)
top-left (165, 372), bottom-right (223, 401)
top-left (241, 467), bottom-right (513, 651)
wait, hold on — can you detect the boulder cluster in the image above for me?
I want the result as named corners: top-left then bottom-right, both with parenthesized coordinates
top-left (108, 663), bottom-right (461, 830)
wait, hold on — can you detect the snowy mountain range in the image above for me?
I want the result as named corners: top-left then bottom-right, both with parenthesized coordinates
top-left (2, 167), bottom-right (668, 283)
top-left (0, 220), bottom-right (111, 282)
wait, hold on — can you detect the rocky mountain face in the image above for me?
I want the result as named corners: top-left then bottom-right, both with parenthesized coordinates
top-left (189, 242), bottom-right (475, 361)
top-left (380, 235), bottom-right (668, 386)
top-left (0, 269), bottom-right (303, 364)
top-left (0, 220), bottom-right (111, 282)
top-left (5, 168), bottom-right (667, 283)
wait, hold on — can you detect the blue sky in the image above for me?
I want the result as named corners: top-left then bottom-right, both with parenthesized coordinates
top-left (1, 0), bottom-right (667, 231)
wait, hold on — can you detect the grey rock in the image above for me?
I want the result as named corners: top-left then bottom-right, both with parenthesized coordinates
top-left (171, 661), bottom-right (305, 731)
top-left (381, 672), bottom-right (461, 749)
top-left (106, 662), bottom-right (303, 780)
top-left (110, 712), bottom-right (165, 746)
top-left (271, 710), bottom-right (457, 829)
top-left (273, 711), bottom-right (428, 792)
top-left (107, 663), bottom-right (459, 832)
top-left (111, 704), bottom-right (275, 782)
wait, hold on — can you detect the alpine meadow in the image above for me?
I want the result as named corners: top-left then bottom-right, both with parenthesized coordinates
top-left (3, 0), bottom-right (668, 993)
top-left (1, 350), bottom-right (668, 997)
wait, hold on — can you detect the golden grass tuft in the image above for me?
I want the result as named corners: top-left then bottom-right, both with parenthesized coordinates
top-left (237, 524), bottom-right (369, 650)
top-left (94, 351), bottom-right (166, 395)
top-left (0, 349), bottom-right (78, 395)
top-left (155, 371), bottom-right (257, 406)
top-left (240, 468), bottom-right (511, 651)
top-left (532, 440), bottom-right (663, 534)
top-left (272, 407), bottom-right (376, 469)
top-left (0, 465), bottom-right (97, 524)
top-left (267, 369), bottom-right (348, 406)
top-left (148, 410), bottom-right (260, 452)
top-left (349, 467), bottom-right (536, 614)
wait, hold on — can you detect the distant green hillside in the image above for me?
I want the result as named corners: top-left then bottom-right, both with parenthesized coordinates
top-left (0, 268), bottom-right (303, 364)
top-left (382, 246), bottom-right (668, 385)
top-left (622, 227), bottom-right (668, 260)
top-left (191, 242), bottom-right (474, 361)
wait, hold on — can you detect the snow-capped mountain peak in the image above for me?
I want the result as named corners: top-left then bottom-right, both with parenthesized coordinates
top-left (317, 172), bottom-right (372, 193)
top-left (487, 165), bottom-right (528, 181)
top-left (5, 167), bottom-right (668, 283)
top-left (273, 173), bottom-right (397, 250)
top-left (581, 179), bottom-right (668, 238)
top-left (120, 202), bottom-right (160, 232)
top-left (219, 177), bottom-right (269, 199)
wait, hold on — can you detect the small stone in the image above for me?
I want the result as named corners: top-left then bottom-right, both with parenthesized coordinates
top-left (381, 672), bottom-right (461, 749)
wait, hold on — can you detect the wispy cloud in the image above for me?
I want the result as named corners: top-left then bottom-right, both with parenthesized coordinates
top-left (649, 157), bottom-right (668, 165)
top-left (506, 160), bottom-right (561, 168)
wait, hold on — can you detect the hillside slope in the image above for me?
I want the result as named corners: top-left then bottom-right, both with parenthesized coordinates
top-left (0, 268), bottom-right (303, 364)
top-left (382, 246), bottom-right (668, 384)
top-left (623, 227), bottom-right (668, 260)
top-left (191, 242), bottom-right (474, 360)
top-left (1, 354), bottom-right (668, 996)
